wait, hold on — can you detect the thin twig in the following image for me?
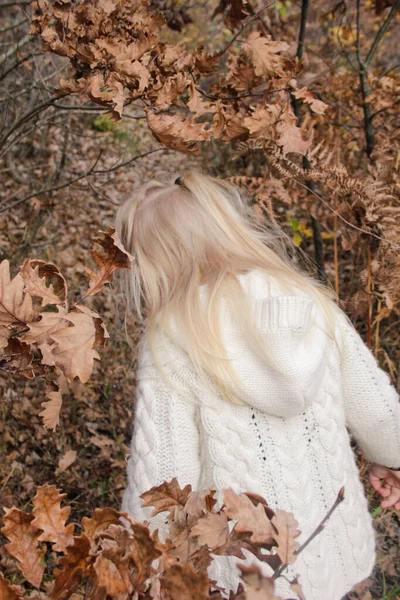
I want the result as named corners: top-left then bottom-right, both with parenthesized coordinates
top-left (217, 0), bottom-right (276, 57)
top-left (272, 487), bottom-right (345, 580)
top-left (0, 148), bottom-right (165, 213)
top-left (365, 0), bottom-right (400, 67)
top-left (0, 17), bottom-right (28, 33)
top-left (290, 176), bottom-right (400, 250)
top-left (196, 86), bottom-right (290, 102)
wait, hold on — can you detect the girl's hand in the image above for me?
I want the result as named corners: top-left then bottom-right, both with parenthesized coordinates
top-left (368, 463), bottom-right (400, 510)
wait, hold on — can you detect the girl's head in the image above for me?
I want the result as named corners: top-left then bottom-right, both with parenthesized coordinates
top-left (115, 169), bottom-right (339, 404)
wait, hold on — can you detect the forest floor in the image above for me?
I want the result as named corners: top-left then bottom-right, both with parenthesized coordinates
top-left (0, 117), bottom-right (399, 600)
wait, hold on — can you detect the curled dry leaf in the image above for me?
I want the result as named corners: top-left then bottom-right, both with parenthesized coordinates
top-left (0, 572), bottom-right (24, 600)
top-left (190, 512), bottom-right (229, 550)
top-left (39, 305), bottom-right (109, 383)
top-left (39, 388), bottom-right (63, 431)
top-left (223, 489), bottom-right (275, 544)
top-left (0, 259), bottom-right (37, 350)
top-left (20, 259), bottom-right (68, 307)
top-left (270, 509), bottom-right (301, 566)
top-left (160, 563), bottom-right (210, 600)
top-left (243, 32), bottom-right (290, 78)
top-left (93, 553), bottom-right (133, 598)
top-left (239, 564), bottom-right (281, 600)
top-left (0, 337), bottom-right (34, 378)
top-left (85, 226), bottom-right (134, 298)
top-left (57, 449), bottom-right (77, 474)
top-left (21, 305), bottom-right (68, 346)
top-left (184, 489), bottom-right (217, 521)
top-left (82, 507), bottom-right (124, 551)
top-left (290, 578), bottom-right (305, 600)
top-left (140, 477), bottom-right (192, 517)
top-left (31, 485), bottom-right (75, 553)
top-left (277, 104), bottom-right (311, 156)
top-left (293, 87), bottom-right (328, 115)
top-left (1, 508), bottom-right (45, 589)
top-left (52, 535), bottom-right (91, 600)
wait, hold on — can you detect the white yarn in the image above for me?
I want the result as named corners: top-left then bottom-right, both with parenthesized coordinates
top-left (122, 269), bottom-right (400, 600)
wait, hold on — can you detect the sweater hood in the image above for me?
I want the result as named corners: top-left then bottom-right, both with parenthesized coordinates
top-left (167, 269), bottom-right (330, 419)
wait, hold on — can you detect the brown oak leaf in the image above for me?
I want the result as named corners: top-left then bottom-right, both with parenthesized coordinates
top-left (140, 478), bottom-right (192, 517)
top-left (223, 489), bottom-right (275, 544)
top-left (293, 87), bottom-right (328, 115)
top-left (190, 512), bottom-right (229, 550)
top-left (0, 259), bottom-right (37, 350)
top-left (52, 535), bottom-right (91, 600)
top-left (31, 485), bottom-right (75, 553)
top-left (270, 509), bottom-right (300, 565)
top-left (243, 32), bottom-right (290, 78)
top-left (39, 388), bottom-right (63, 431)
top-left (20, 259), bottom-right (67, 307)
top-left (0, 572), bottom-right (24, 600)
top-left (85, 226), bottom-right (134, 298)
top-left (1, 508), bottom-right (45, 589)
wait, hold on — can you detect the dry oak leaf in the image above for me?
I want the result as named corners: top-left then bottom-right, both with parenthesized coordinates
top-left (270, 508), bottom-right (300, 565)
top-left (52, 535), bottom-right (91, 600)
top-left (290, 578), bottom-right (305, 600)
top-left (147, 112), bottom-right (201, 154)
top-left (94, 522), bottom-right (159, 588)
top-left (243, 106), bottom-right (274, 138)
top-left (0, 259), bottom-right (37, 350)
top-left (140, 477), bottom-right (192, 517)
top-left (1, 508), bottom-right (45, 589)
top-left (0, 572), bottom-right (24, 600)
top-left (20, 259), bottom-right (67, 307)
top-left (184, 489), bottom-right (217, 521)
top-left (31, 485), bottom-right (75, 553)
top-left (226, 54), bottom-right (258, 92)
top-left (277, 104), bottom-right (311, 156)
top-left (57, 449), bottom-right (78, 474)
top-left (293, 87), bottom-right (328, 115)
top-left (40, 305), bottom-right (108, 383)
top-left (238, 564), bottom-right (281, 600)
top-left (85, 226), bottom-right (134, 298)
top-left (21, 305), bottom-right (68, 346)
top-left (190, 512), bottom-right (229, 550)
top-left (82, 507), bottom-right (122, 551)
top-left (193, 47), bottom-right (220, 74)
top-left (243, 32), bottom-right (290, 78)
top-left (93, 553), bottom-right (132, 598)
top-left (39, 388), bottom-right (63, 431)
top-left (87, 72), bottom-right (125, 120)
top-left (222, 489), bottom-right (275, 544)
top-left (160, 563), bottom-right (210, 600)
top-left (122, 520), bottom-right (161, 584)
top-left (187, 81), bottom-right (211, 115)
top-left (1, 337), bottom-right (34, 378)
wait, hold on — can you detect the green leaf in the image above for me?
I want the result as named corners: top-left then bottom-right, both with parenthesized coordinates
top-left (370, 506), bottom-right (382, 518)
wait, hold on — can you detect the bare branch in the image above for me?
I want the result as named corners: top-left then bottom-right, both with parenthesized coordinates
top-left (217, 0), bottom-right (277, 57)
top-left (365, 0), bottom-right (400, 67)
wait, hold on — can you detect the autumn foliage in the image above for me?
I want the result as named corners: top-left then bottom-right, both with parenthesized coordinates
top-left (0, 476), bottom-right (346, 599)
top-left (1, 0), bottom-right (400, 597)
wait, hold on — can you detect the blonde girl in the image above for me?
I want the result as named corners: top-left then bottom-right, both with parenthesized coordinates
top-left (115, 170), bottom-right (400, 600)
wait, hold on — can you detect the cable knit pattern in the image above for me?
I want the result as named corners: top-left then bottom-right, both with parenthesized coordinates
top-left (122, 269), bottom-right (400, 600)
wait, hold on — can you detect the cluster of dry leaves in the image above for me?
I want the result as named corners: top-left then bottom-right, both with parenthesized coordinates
top-left (0, 227), bottom-right (132, 430)
top-left (28, 0), bottom-right (400, 310)
top-left (0, 476), bottom-right (343, 599)
top-left (30, 0), bottom-right (326, 156)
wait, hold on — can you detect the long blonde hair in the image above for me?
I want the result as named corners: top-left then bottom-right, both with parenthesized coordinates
top-left (115, 169), bottom-right (341, 405)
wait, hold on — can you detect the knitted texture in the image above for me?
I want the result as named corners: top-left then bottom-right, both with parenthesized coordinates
top-left (121, 269), bottom-right (400, 600)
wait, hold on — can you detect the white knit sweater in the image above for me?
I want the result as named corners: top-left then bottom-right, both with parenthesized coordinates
top-left (121, 269), bottom-right (400, 600)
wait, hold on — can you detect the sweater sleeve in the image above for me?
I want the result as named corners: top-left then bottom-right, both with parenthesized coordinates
top-left (337, 311), bottom-right (400, 469)
top-left (121, 371), bottom-right (202, 537)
